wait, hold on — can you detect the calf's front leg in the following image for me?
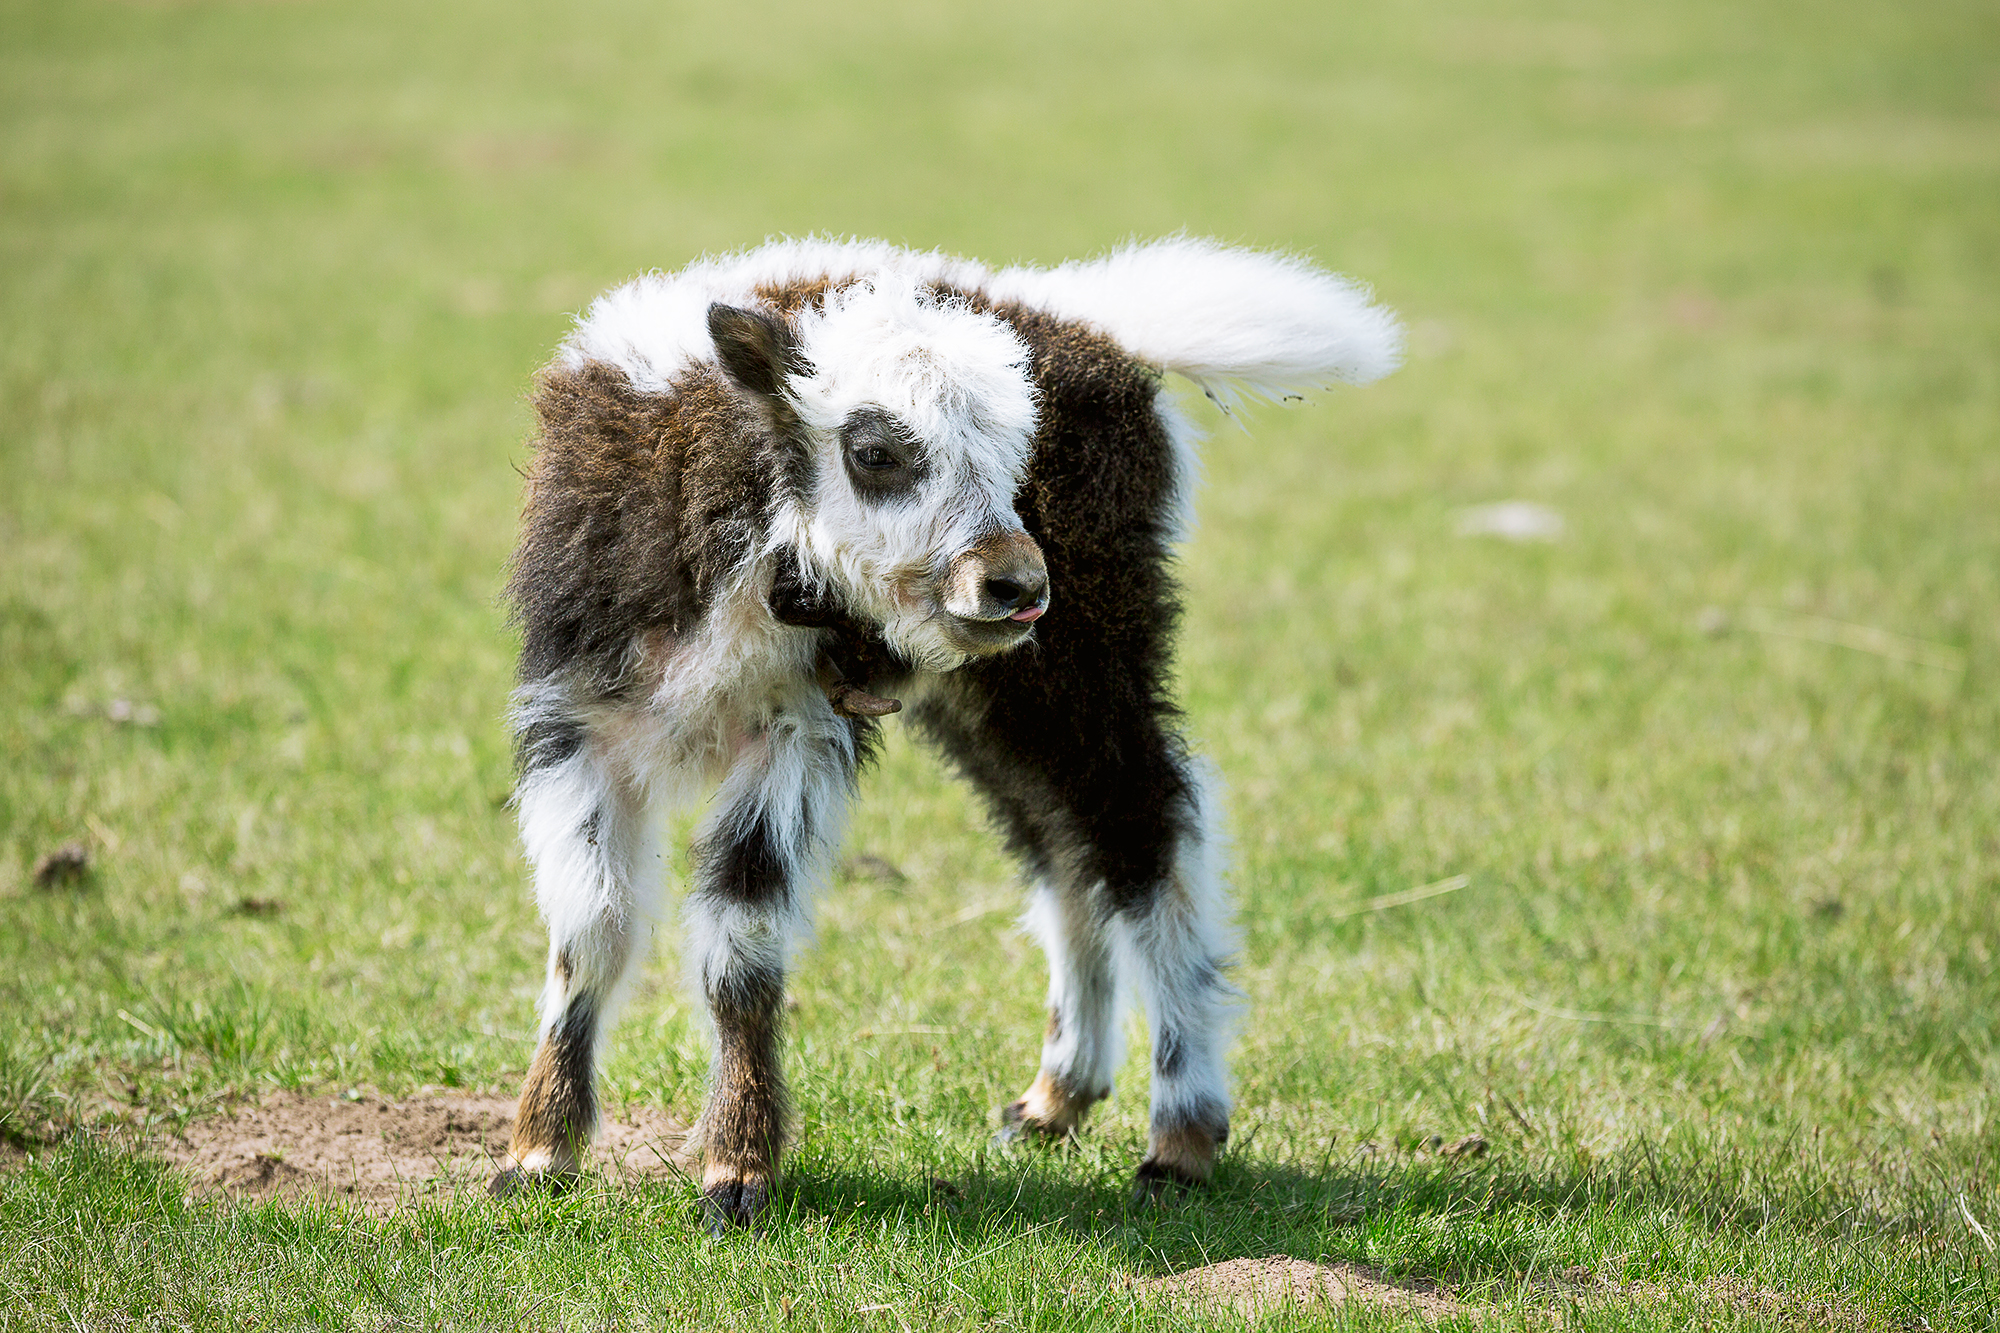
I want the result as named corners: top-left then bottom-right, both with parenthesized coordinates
top-left (687, 875), bottom-right (789, 1231)
top-left (493, 733), bottom-right (657, 1194)
top-left (685, 721), bottom-right (856, 1230)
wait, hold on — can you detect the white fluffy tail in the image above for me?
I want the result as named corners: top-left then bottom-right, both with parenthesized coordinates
top-left (990, 236), bottom-right (1403, 406)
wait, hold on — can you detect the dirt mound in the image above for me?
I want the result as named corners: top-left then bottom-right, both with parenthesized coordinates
top-left (1139, 1256), bottom-right (1469, 1322)
top-left (1142, 1259), bottom-right (1880, 1328)
top-left (159, 1090), bottom-right (689, 1212)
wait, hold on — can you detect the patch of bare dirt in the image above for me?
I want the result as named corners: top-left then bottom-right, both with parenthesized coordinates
top-left (1702, 1276), bottom-right (1884, 1330)
top-left (157, 1090), bottom-right (689, 1212)
top-left (1139, 1256), bottom-right (1470, 1323)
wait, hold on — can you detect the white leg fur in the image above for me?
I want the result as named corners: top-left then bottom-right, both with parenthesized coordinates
top-left (520, 746), bottom-right (660, 1037)
top-left (499, 735), bottom-right (662, 1180)
top-left (1115, 764), bottom-right (1241, 1170)
top-left (1021, 881), bottom-right (1123, 1109)
top-left (1024, 880), bottom-right (1136, 1120)
top-left (681, 711), bottom-right (856, 1007)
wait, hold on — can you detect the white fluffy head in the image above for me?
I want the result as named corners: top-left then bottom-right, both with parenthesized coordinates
top-left (793, 278), bottom-right (1039, 459)
top-left (773, 278), bottom-right (1043, 671)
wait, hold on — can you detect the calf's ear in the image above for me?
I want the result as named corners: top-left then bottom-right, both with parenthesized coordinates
top-left (708, 304), bottom-right (803, 401)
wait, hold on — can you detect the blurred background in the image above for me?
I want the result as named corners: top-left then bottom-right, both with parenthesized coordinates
top-left (2, 0), bottom-right (1996, 1257)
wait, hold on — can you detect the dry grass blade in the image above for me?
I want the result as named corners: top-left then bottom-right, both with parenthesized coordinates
top-left (1741, 607), bottom-right (1964, 671)
top-left (1959, 1194), bottom-right (1996, 1253)
top-left (1323, 873), bottom-right (1470, 920)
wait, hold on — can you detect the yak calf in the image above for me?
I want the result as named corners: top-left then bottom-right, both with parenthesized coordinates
top-left (492, 237), bottom-right (1401, 1228)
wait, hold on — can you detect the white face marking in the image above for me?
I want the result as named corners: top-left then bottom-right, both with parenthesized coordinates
top-left (776, 277), bottom-right (1042, 671)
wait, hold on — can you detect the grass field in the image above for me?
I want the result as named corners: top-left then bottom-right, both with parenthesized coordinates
top-left (4, 0), bottom-right (1998, 1326)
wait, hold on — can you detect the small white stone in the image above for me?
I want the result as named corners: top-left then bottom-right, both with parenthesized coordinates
top-left (1454, 500), bottom-right (1565, 542)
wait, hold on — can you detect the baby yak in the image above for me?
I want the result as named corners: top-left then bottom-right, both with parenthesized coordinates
top-left (493, 237), bottom-right (1401, 1228)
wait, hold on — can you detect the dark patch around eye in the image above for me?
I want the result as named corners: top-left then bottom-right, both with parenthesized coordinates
top-left (840, 409), bottom-right (927, 500)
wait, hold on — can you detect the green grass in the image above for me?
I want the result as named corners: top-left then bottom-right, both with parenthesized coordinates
top-left (3, 0), bottom-right (1998, 1326)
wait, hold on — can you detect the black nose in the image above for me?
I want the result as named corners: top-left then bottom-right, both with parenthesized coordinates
top-left (984, 573), bottom-right (1046, 612)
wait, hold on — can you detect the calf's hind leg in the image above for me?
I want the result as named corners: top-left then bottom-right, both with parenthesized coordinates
top-left (925, 692), bottom-right (1238, 1189)
top-left (1000, 877), bottom-right (1121, 1140)
top-left (493, 727), bottom-right (658, 1194)
top-left (1120, 767), bottom-right (1239, 1192)
top-left (1017, 766), bottom-right (1238, 1191)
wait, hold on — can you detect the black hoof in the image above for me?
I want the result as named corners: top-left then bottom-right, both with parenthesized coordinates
top-left (994, 1099), bottom-right (1070, 1148)
top-left (993, 1099), bottom-right (1031, 1146)
top-left (701, 1177), bottom-right (771, 1235)
top-left (1131, 1159), bottom-right (1202, 1203)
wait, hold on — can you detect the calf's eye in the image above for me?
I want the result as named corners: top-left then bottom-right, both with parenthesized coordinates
top-left (839, 408), bottom-right (926, 498)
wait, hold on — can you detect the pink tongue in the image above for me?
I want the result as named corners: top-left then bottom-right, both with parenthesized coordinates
top-left (1009, 605), bottom-right (1045, 623)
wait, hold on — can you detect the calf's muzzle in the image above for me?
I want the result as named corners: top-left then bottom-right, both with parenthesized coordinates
top-left (942, 529), bottom-right (1050, 649)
